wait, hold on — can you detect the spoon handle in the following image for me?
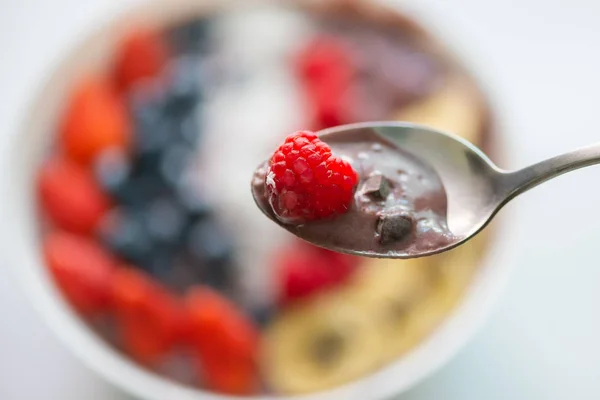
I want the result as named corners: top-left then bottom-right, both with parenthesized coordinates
top-left (500, 142), bottom-right (600, 201)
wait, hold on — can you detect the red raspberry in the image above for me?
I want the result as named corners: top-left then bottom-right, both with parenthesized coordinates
top-left (295, 35), bottom-right (358, 130)
top-left (38, 156), bottom-right (112, 235)
top-left (275, 241), bottom-right (361, 305)
top-left (112, 268), bottom-right (186, 366)
top-left (266, 131), bottom-right (358, 223)
top-left (296, 35), bottom-right (353, 91)
top-left (43, 231), bottom-right (116, 316)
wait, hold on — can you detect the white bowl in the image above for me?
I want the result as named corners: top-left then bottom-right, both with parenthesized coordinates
top-left (1, 0), bottom-right (513, 399)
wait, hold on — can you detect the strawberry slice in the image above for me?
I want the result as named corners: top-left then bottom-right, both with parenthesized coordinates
top-left (43, 231), bottom-right (116, 316)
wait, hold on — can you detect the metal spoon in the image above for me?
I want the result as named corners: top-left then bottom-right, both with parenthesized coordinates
top-left (252, 121), bottom-right (598, 258)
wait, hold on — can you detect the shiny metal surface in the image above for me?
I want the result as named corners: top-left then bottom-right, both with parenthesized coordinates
top-left (253, 121), bottom-right (600, 258)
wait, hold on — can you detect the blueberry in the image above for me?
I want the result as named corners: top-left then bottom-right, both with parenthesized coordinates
top-left (144, 197), bottom-right (187, 244)
top-left (94, 148), bottom-right (131, 197)
top-left (144, 245), bottom-right (177, 280)
top-left (186, 255), bottom-right (233, 292)
top-left (129, 90), bottom-right (173, 157)
top-left (185, 217), bottom-right (236, 290)
top-left (98, 209), bottom-right (153, 265)
top-left (186, 218), bottom-right (234, 266)
top-left (134, 117), bottom-right (173, 161)
top-left (167, 18), bottom-right (212, 54)
top-left (176, 185), bottom-right (211, 221)
top-left (174, 112), bottom-right (200, 146)
top-left (164, 56), bottom-right (201, 117)
top-left (115, 173), bottom-right (170, 207)
top-left (159, 143), bottom-right (193, 188)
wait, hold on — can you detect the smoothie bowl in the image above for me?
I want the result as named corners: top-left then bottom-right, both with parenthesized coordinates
top-left (4, 0), bottom-right (509, 398)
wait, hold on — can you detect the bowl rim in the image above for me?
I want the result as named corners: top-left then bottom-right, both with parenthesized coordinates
top-left (0, 0), bottom-right (515, 399)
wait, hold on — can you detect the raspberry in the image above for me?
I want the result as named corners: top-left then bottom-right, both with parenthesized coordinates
top-left (43, 231), bottom-right (116, 316)
top-left (296, 35), bottom-right (353, 91)
top-left (266, 131), bottom-right (358, 223)
top-left (112, 268), bottom-right (186, 366)
top-left (275, 241), bottom-right (360, 305)
top-left (38, 156), bottom-right (112, 234)
top-left (295, 35), bottom-right (358, 130)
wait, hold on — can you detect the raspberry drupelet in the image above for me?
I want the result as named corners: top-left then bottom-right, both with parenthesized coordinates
top-left (266, 131), bottom-right (359, 224)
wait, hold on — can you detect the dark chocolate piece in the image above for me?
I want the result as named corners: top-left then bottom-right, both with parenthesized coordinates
top-left (376, 212), bottom-right (414, 245)
top-left (361, 173), bottom-right (390, 200)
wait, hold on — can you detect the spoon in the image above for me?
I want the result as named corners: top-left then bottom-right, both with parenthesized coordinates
top-left (252, 121), bottom-right (597, 258)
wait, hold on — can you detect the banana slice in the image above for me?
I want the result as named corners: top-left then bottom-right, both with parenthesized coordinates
top-left (351, 257), bottom-right (435, 360)
top-left (433, 227), bottom-right (491, 296)
top-left (394, 75), bottom-right (484, 145)
top-left (404, 229), bottom-right (491, 341)
top-left (262, 289), bottom-right (385, 394)
top-left (353, 257), bottom-right (433, 307)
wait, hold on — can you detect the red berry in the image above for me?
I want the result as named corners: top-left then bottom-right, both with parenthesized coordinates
top-left (43, 231), bottom-right (116, 316)
top-left (186, 287), bottom-right (259, 362)
top-left (112, 268), bottom-right (186, 366)
top-left (199, 357), bottom-right (259, 395)
top-left (186, 287), bottom-right (259, 394)
top-left (296, 35), bottom-right (353, 90)
top-left (275, 242), bottom-right (360, 305)
top-left (38, 156), bottom-right (111, 234)
top-left (296, 36), bottom-right (357, 130)
top-left (266, 131), bottom-right (358, 223)
top-left (60, 76), bottom-right (131, 165)
top-left (114, 27), bottom-right (169, 91)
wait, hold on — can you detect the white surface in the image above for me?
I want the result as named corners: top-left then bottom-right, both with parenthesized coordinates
top-left (1, 0), bottom-right (600, 399)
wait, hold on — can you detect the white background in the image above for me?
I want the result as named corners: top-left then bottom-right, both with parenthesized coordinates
top-left (2, 0), bottom-right (600, 399)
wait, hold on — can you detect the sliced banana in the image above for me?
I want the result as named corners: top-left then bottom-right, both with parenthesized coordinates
top-left (433, 227), bottom-right (491, 296)
top-left (404, 230), bottom-right (491, 341)
top-left (352, 257), bottom-right (433, 307)
top-left (262, 289), bottom-right (384, 394)
top-left (351, 257), bottom-right (435, 361)
top-left (394, 75), bottom-right (484, 145)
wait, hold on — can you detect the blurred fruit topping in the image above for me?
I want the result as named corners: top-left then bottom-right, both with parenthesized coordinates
top-left (262, 288), bottom-right (384, 394)
top-left (112, 268), bottom-right (186, 365)
top-left (38, 156), bottom-right (111, 234)
top-left (114, 27), bottom-right (170, 91)
top-left (266, 130), bottom-right (358, 224)
top-left (275, 242), bottom-right (360, 305)
top-left (200, 357), bottom-right (260, 395)
top-left (186, 287), bottom-right (260, 394)
top-left (60, 76), bottom-right (131, 165)
top-left (43, 231), bottom-right (116, 316)
top-left (295, 35), bottom-right (357, 130)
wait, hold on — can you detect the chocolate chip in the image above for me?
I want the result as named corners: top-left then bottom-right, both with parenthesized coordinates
top-left (361, 174), bottom-right (390, 200)
top-left (376, 213), bottom-right (414, 245)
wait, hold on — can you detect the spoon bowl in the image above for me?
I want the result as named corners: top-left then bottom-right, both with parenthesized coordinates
top-left (253, 121), bottom-right (600, 258)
